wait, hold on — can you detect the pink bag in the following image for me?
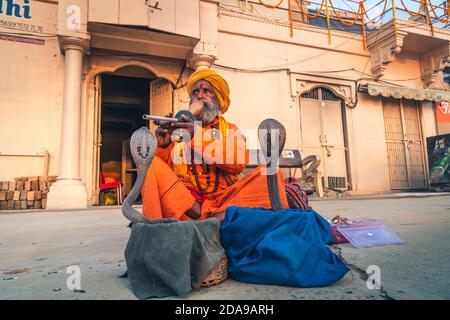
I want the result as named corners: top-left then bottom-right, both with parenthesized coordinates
top-left (330, 224), bottom-right (349, 244)
top-left (330, 215), bottom-right (349, 244)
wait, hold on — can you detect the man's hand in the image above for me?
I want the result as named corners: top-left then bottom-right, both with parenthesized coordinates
top-left (155, 127), bottom-right (172, 148)
top-left (155, 113), bottom-right (173, 148)
top-left (170, 114), bottom-right (196, 138)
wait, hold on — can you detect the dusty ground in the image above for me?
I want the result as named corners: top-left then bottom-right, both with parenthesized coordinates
top-left (0, 194), bottom-right (449, 300)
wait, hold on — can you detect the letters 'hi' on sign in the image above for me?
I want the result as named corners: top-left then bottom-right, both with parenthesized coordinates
top-left (0, 0), bottom-right (32, 19)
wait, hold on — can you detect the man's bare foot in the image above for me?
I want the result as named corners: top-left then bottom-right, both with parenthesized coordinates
top-left (185, 200), bottom-right (201, 220)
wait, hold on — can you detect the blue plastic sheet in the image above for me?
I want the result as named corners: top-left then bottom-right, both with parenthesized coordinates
top-left (220, 206), bottom-right (349, 287)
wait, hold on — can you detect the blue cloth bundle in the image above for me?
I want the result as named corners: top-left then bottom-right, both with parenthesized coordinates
top-left (220, 206), bottom-right (349, 287)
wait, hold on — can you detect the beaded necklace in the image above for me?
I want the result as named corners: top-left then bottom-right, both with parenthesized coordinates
top-left (190, 122), bottom-right (221, 194)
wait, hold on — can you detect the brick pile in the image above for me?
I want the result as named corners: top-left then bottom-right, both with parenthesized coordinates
top-left (0, 176), bottom-right (57, 210)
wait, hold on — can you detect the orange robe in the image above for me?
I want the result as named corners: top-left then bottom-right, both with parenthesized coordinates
top-left (141, 118), bottom-right (289, 220)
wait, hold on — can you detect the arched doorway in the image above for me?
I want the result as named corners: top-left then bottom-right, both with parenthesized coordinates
top-left (299, 87), bottom-right (350, 191)
top-left (91, 65), bottom-right (174, 205)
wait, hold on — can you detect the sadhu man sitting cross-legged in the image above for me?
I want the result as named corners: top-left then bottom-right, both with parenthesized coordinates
top-left (141, 68), bottom-right (290, 222)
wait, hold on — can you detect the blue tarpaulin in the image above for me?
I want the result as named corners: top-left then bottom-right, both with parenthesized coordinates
top-left (220, 206), bottom-right (349, 287)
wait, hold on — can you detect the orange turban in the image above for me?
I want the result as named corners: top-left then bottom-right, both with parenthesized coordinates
top-left (186, 68), bottom-right (230, 114)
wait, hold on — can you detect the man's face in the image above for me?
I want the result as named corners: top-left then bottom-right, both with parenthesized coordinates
top-left (189, 80), bottom-right (221, 125)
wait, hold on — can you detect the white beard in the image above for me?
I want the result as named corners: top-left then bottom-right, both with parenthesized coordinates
top-left (197, 100), bottom-right (221, 125)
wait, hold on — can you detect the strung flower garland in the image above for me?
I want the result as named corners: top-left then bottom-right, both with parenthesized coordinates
top-left (257, 0), bottom-right (449, 49)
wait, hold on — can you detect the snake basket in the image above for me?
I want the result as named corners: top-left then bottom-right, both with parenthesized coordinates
top-left (201, 256), bottom-right (228, 287)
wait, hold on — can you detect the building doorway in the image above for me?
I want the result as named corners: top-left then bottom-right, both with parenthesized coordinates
top-left (92, 66), bottom-right (174, 205)
top-left (299, 87), bottom-right (349, 191)
top-left (382, 97), bottom-right (427, 190)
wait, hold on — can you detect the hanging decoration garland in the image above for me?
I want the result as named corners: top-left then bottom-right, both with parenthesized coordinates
top-left (427, 0), bottom-right (449, 24)
top-left (368, 0), bottom-right (388, 24)
top-left (256, 0), bottom-right (449, 49)
top-left (295, 0), bottom-right (325, 19)
top-left (326, 0), bottom-right (332, 44)
top-left (328, 0), bottom-right (368, 48)
top-left (259, 0), bottom-right (284, 8)
top-left (400, 0), bottom-right (449, 25)
top-left (288, 0), bottom-right (294, 36)
top-left (392, 0), bottom-right (399, 35)
top-left (329, 0), bottom-right (365, 26)
top-left (399, 0), bottom-right (425, 16)
top-left (424, 0), bottom-right (436, 35)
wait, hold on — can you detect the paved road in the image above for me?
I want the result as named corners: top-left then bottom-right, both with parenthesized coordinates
top-left (1, 195), bottom-right (449, 300)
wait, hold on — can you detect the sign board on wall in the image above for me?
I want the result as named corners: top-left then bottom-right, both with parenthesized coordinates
top-left (0, 0), bottom-right (59, 45)
top-left (427, 134), bottom-right (450, 185)
top-left (0, 0), bottom-right (31, 19)
top-left (57, 0), bottom-right (89, 38)
top-left (436, 101), bottom-right (450, 135)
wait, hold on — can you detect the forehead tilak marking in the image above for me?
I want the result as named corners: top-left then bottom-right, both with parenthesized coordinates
top-left (194, 80), bottom-right (213, 90)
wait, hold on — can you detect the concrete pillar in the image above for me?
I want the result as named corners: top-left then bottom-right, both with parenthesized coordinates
top-left (187, 0), bottom-right (219, 70)
top-left (47, 37), bottom-right (90, 210)
top-left (188, 53), bottom-right (216, 70)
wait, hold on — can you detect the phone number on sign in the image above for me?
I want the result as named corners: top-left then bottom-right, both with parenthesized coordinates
top-left (0, 19), bottom-right (44, 33)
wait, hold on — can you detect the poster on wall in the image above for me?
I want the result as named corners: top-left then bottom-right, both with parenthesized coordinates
top-left (436, 101), bottom-right (450, 123)
top-left (427, 134), bottom-right (450, 185)
top-left (436, 101), bottom-right (450, 135)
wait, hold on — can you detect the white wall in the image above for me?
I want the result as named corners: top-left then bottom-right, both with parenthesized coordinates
top-left (0, 1), bottom-right (63, 180)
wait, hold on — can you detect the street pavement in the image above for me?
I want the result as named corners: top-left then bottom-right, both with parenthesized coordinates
top-left (1, 194), bottom-right (449, 300)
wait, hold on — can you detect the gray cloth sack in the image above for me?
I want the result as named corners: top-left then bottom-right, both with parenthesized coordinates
top-left (124, 217), bottom-right (225, 299)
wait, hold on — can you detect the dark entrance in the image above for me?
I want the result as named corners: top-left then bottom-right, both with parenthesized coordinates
top-left (99, 74), bottom-right (150, 205)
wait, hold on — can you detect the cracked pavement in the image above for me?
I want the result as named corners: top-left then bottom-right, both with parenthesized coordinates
top-left (1, 195), bottom-right (449, 300)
